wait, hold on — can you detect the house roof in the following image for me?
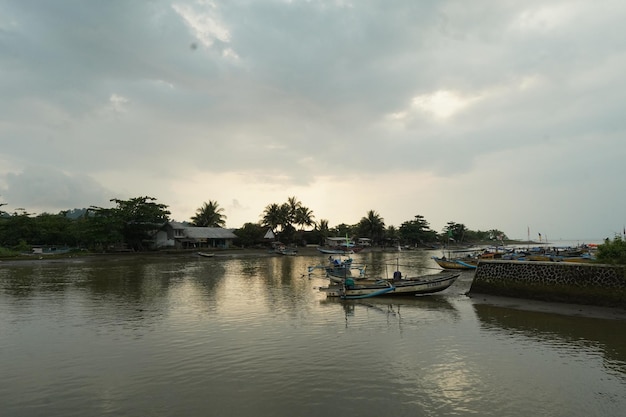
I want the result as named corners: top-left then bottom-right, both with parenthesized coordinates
top-left (167, 222), bottom-right (237, 239)
top-left (169, 221), bottom-right (189, 229)
top-left (184, 227), bottom-right (237, 239)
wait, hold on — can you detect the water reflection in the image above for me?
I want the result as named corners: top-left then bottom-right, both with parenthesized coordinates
top-left (474, 303), bottom-right (626, 377)
top-left (320, 294), bottom-right (460, 331)
top-left (1, 254), bottom-right (625, 417)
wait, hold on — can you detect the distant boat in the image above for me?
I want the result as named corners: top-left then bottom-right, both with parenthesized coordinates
top-left (316, 247), bottom-right (355, 255)
top-left (197, 252), bottom-right (215, 258)
top-left (278, 247), bottom-right (298, 256)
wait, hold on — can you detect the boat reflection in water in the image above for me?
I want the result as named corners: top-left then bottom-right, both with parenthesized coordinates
top-left (320, 294), bottom-right (461, 326)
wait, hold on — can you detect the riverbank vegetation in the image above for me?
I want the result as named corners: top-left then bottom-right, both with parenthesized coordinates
top-left (596, 236), bottom-right (626, 264)
top-left (0, 194), bottom-right (526, 256)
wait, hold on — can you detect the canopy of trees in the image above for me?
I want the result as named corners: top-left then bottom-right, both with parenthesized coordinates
top-left (1, 193), bottom-right (517, 253)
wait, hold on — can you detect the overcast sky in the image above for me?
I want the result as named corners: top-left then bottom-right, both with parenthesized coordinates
top-left (1, 0), bottom-right (625, 241)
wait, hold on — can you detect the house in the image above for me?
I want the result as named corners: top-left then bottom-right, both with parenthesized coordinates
top-left (155, 221), bottom-right (238, 250)
top-left (325, 237), bottom-right (355, 248)
top-left (357, 238), bottom-right (372, 247)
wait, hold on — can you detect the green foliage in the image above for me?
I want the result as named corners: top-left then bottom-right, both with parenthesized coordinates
top-left (88, 196), bottom-right (170, 251)
top-left (0, 246), bottom-right (19, 257)
top-left (233, 222), bottom-right (266, 247)
top-left (399, 215), bottom-right (437, 246)
top-left (596, 236), bottom-right (626, 264)
top-left (260, 196), bottom-right (315, 244)
top-left (331, 223), bottom-right (355, 239)
top-left (443, 221), bottom-right (468, 242)
top-left (191, 200), bottom-right (226, 227)
top-left (0, 193), bottom-right (515, 253)
top-left (357, 210), bottom-right (385, 244)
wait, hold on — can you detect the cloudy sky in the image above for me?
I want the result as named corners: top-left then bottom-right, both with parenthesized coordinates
top-left (1, 0), bottom-right (625, 241)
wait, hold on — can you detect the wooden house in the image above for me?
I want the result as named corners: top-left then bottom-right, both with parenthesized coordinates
top-left (155, 221), bottom-right (238, 250)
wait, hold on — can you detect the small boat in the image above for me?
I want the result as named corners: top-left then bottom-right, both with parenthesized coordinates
top-left (197, 252), bottom-right (215, 258)
top-left (319, 271), bottom-right (460, 299)
top-left (308, 256), bottom-right (366, 280)
top-left (278, 247), bottom-right (298, 256)
top-left (316, 246), bottom-right (354, 255)
top-left (271, 243), bottom-right (298, 255)
top-left (432, 256), bottom-right (477, 270)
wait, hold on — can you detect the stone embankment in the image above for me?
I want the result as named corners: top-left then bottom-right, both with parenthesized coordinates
top-left (469, 260), bottom-right (626, 308)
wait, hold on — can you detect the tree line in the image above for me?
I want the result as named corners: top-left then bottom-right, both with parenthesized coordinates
top-left (0, 195), bottom-right (509, 253)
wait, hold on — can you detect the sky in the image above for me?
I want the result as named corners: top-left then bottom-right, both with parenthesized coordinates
top-left (1, 0), bottom-right (625, 241)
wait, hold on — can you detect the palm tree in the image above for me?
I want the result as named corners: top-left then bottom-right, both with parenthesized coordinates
top-left (294, 205), bottom-right (315, 231)
top-left (359, 210), bottom-right (385, 245)
top-left (286, 196), bottom-right (301, 226)
top-left (261, 203), bottom-right (289, 235)
top-left (317, 219), bottom-right (330, 245)
top-left (191, 200), bottom-right (226, 227)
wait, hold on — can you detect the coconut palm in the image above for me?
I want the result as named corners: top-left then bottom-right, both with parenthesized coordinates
top-left (359, 210), bottom-right (385, 244)
top-left (294, 205), bottom-right (315, 231)
top-left (191, 200), bottom-right (226, 227)
top-left (316, 219), bottom-right (330, 245)
top-left (261, 203), bottom-right (289, 235)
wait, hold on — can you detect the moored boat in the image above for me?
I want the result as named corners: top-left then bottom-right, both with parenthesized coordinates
top-left (317, 246), bottom-right (355, 255)
top-left (431, 256), bottom-right (477, 270)
top-left (319, 271), bottom-right (460, 299)
top-left (308, 256), bottom-right (367, 281)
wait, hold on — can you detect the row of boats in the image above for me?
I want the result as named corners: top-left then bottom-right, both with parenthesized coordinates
top-left (431, 244), bottom-right (598, 270)
top-left (310, 255), bottom-right (460, 300)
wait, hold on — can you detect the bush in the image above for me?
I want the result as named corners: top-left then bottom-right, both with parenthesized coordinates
top-left (0, 247), bottom-right (20, 257)
top-left (596, 236), bottom-right (626, 264)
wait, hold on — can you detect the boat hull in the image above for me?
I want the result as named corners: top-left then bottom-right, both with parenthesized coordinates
top-left (432, 256), bottom-right (477, 270)
top-left (317, 247), bottom-right (354, 255)
top-left (320, 272), bottom-right (460, 298)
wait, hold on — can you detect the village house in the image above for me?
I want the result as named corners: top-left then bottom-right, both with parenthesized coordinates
top-left (154, 221), bottom-right (238, 250)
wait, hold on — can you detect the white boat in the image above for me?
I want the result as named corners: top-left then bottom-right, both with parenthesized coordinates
top-left (319, 271), bottom-right (460, 299)
top-left (316, 246), bottom-right (354, 255)
top-left (197, 252), bottom-right (215, 258)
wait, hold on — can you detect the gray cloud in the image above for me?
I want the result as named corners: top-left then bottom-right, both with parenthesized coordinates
top-left (1, 0), bottom-right (625, 238)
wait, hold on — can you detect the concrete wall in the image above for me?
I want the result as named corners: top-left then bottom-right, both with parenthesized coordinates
top-left (470, 260), bottom-right (626, 308)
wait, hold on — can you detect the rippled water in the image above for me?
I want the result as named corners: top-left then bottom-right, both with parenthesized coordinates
top-left (1, 251), bottom-right (625, 417)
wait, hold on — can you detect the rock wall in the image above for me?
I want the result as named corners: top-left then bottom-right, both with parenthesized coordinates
top-left (470, 260), bottom-right (626, 308)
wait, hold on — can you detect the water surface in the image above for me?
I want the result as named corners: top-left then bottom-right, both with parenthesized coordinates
top-left (1, 251), bottom-right (624, 416)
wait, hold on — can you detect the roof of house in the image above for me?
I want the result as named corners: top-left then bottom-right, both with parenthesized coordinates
top-left (184, 227), bottom-right (237, 239)
top-left (167, 221), bottom-right (237, 239)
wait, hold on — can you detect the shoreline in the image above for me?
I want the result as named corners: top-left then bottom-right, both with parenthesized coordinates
top-left (467, 293), bottom-right (626, 321)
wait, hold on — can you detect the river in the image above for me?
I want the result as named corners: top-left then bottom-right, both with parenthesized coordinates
top-left (1, 250), bottom-right (625, 417)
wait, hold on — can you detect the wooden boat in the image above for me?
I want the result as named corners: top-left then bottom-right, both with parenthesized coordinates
top-left (317, 246), bottom-right (354, 255)
top-left (432, 256), bottom-right (477, 270)
top-left (278, 247), bottom-right (298, 256)
top-left (560, 254), bottom-right (596, 263)
top-left (197, 252), bottom-right (215, 258)
top-left (308, 256), bottom-right (366, 281)
top-left (319, 271), bottom-right (460, 299)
